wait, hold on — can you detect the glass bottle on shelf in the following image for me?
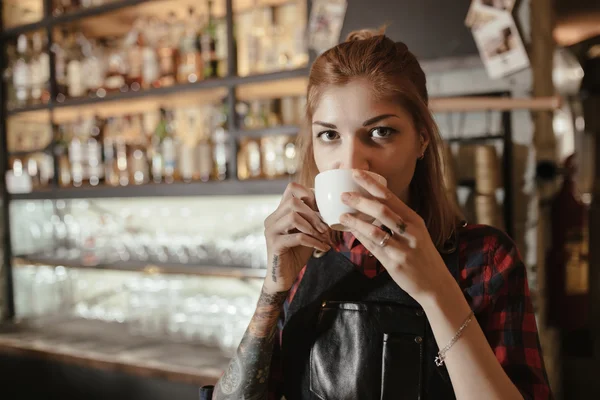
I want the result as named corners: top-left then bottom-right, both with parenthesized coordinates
top-left (4, 44), bottom-right (17, 110)
top-left (262, 7), bottom-right (281, 73)
top-left (103, 117), bottom-right (120, 187)
top-left (13, 34), bottom-right (31, 108)
top-left (198, 109), bottom-right (214, 182)
top-left (68, 120), bottom-right (85, 187)
top-left (55, 124), bottom-right (72, 187)
top-left (151, 108), bottom-right (169, 183)
top-left (54, 29), bottom-right (69, 102)
top-left (125, 20), bottom-right (144, 92)
top-left (201, 0), bottom-right (219, 79)
top-left (53, 0), bottom-right (73, 16)
top-left (87, 115), bottom-right (105, 186)
top-left (30, 33), bottom-right (51, 105)
top-left (212, 104), bottom-right (230, 181)
top-left (155, 13), bottom-right (179, 87)
top-left (176, 107), bottom-right (198, 183)
top-left (82, 39), bottom-right (106, 98)
top-left (141, 18), bottom-right (160, 89)
top-left (115, 116), bottom-right (132, 186)
top-left (66, 33), bottom-right (86, 99)
top-left (129, 115), bottom-right (150, 185)
top-left (103, 38), bottom-right (129, 94)
top-left (215, 19), bottom-right (228, 77)
top-left (161, 109), bottom-right (179, 184)
top-left (177, 7), bottom-right (203, 84)
top-left (246, 1), bottom-right (264, 75)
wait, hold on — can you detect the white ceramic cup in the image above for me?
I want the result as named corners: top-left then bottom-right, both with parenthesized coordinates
top-left (314, 169), bottom-right (387, 231)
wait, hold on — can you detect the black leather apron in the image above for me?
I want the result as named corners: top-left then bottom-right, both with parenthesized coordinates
top-left (280, 237), bottom-right (460, 400)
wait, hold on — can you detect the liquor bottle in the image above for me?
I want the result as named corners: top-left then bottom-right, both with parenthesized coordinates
top-left (55, 124), bottom-right (72, 187)
top-left (54, 29), bottom-right (69, 102)
top-left (177, 7), bottom-right (203, 84)
top-left (201, 0), bottom-right (219, 79)
top-left (161, 110), bottom-right (179, 183)
top-left (13, 34), bottom-right (31, 108)
top-left (103, 38), bottom-right (129, 94)
top-left (103, 117), bottom-right (120, 186)
top-left (151, 109), bottom-right (169, 183)
top-left (125, 20), bottom-right (144, 91)
top-left (178, 108), bottom-right (200, 183)
top-left (68, 120), bottom-right (85, 187)
top-left (30, 33), bottom-right (51, 105)
top-left (66, 33), bottom-right (86, 98)
top-left (155, 14), bottom-right (178, 87)
top-left (140, 18), bottom-right (160, 89)
top-left (82, 39), bottom-right (106, 98)
top-left (212, 104), bottom-right (230, 181)
top-left (87, 115), bottom-right (105, 186)
top-left (197, 108), bottom-right (214, 182)
top-left (4, 44), bottom-right (17, 110)
top-left (128, 115), bottom-right (149, 185)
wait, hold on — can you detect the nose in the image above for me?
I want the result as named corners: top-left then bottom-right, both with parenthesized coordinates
top-left (336, 137), bottom-right (370, 171)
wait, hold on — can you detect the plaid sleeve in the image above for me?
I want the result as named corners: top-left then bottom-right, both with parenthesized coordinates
top-left (483, 234), bottom-right (553, 400)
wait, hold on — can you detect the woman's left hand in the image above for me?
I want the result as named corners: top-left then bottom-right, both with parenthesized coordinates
top-left (339, 170), bottom-right (455, 304)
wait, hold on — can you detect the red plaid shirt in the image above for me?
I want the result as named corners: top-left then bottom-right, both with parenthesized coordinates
top-left (269, 223), bottom-right (552, 399)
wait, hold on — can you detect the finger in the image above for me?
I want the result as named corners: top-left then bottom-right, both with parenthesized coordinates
top-left (288, 197), bottom-right (329, 234)
top-left (274, 233), bottom-right (331, 253)
top-left (340, 213), bottom-right (388, 248)
top-left (271, 211), bottom-right (330, 243)
top-left (341, 193), bottom-right (416, 248)
top-left (280, 182), bottom-right (318, 210)
top-left (351, 170), bottom-right (417, 221)
top-left (268, 196), bottom-right (329, 234)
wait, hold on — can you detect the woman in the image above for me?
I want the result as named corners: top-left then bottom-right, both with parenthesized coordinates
top-left (213, 29), bottom-right (552, 399)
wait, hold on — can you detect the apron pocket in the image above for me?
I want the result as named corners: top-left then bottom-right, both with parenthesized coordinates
top-left (380, 332), bottom-right (424, 400)
top-left (309, 303), bottom-right (381, 400)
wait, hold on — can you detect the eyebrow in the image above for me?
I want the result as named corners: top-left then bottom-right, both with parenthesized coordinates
top-left (312, 114), bottom-right (399, 129)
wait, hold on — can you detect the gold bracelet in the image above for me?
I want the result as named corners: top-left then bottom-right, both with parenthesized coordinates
top-left (435, 310), bottom-right (475, 367)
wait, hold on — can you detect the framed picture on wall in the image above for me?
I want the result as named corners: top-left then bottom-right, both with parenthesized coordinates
top-left (307, 0), bottom-right (348, 54)
top-left (471, 11), bottom-right (530, 79)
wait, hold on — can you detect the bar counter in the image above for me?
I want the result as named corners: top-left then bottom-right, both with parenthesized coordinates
top-left (0, 318), bottom-right (230, 387)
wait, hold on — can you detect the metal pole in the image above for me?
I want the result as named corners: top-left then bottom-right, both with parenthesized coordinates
top-left (0, 2), bottom-right (16, 321)
top-left (502, 109), bottom-right (514, 239)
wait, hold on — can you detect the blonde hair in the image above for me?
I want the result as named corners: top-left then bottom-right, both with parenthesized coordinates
top-left (295, 28), bottom-right (462, 248)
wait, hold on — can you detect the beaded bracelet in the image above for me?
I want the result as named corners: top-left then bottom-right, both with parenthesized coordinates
top-left (435, 310), bottom-right (475, 367)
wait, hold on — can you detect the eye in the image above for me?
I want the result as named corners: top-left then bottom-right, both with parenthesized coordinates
top-left (316, 130), bottom-right (340, 142)
top-left (370, 127), bottom-right (396, 139)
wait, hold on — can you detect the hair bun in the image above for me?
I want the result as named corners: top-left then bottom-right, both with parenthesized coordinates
top-left (345, 26), bottom-right (387, 42)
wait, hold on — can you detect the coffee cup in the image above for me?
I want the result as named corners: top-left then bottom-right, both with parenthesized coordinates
top-left (314, 169), bottom-right (387, 231)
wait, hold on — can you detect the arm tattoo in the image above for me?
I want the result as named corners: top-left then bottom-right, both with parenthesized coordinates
top-left (213, 287), bottom-right (289, 399)
top-left (271, 255), bottom-right (279, 283)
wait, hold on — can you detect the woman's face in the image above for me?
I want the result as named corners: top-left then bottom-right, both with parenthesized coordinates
top-left (311, 79), bottom-right (427, 203)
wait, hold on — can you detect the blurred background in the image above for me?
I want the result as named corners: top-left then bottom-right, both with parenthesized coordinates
top-left (0, 0), bottom-right (598, 399)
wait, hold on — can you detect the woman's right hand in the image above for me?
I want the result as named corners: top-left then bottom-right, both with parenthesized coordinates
top-left (263, 182), bottom-right (332, 294)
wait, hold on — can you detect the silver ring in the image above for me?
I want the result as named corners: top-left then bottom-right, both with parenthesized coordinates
top-left (379, 231), bottom-right (392, 247)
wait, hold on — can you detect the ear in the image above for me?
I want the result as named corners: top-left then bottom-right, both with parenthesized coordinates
top-left (419, 131), bottom-right (430, 153)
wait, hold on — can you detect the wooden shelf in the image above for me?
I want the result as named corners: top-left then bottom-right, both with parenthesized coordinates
top-left (14, 256), bottom-right (267, 279)
top-left (9, 178), bottom-right (289, 200)
top-left (2, 0), bottom-right (152, 38)
top-left (232, 125), bottom-right (299, 138)
top-left (2, 0), bottom-right (297, 38)
top-left (6, 68), bottom-right (309, 122)
top-left (445, 134), bottom-right (504, 144)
